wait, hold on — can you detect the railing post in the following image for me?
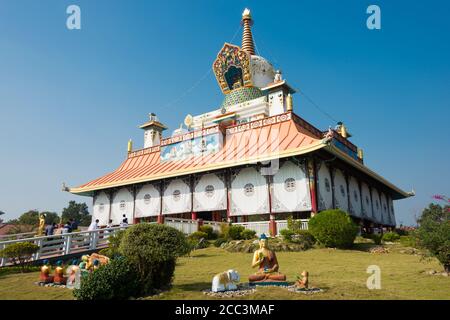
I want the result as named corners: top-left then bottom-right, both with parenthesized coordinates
top-left (35, 239), bottom-right (43, 260)
top-left (90, 231), bottom-right (99, 250)
top-left (64, 235), bottom-right (72, 255)
top-left (0, 243), bottom-right (5, 267)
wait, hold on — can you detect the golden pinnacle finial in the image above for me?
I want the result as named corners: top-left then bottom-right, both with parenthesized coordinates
top-left (241, 8), bottom-right (255, 55)
top-left (127, 139), bottom-right (133, 153)
top-left (242, 8), bottom-right (252, 19)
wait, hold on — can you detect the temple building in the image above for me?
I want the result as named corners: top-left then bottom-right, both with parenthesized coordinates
top-left (68, 9), bottom-right (413, 234)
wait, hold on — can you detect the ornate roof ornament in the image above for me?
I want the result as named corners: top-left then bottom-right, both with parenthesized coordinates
top-left (241, 8), bottom-right (255, 55)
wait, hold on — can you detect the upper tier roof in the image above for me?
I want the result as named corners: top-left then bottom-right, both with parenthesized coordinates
top-left (69, 112), bottom-right (411, 200)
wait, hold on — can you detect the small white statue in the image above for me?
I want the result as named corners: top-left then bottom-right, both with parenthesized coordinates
top-left (274, 70), bottom-right (283, 82)
top-left (211, 269), bottom-right (240, 292)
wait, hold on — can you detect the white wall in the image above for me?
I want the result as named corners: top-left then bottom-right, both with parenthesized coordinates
top-left (317, 161), bottom-right (333, 211)
top-left (111, 188), bottom-right (134, 225)
top-left (135, 183), bottom-right (161, 217)
top-left (348, 176), bottom-right (362, 218)
top-left (333, 168), bottom-right (349, 212)
top-left (92, 191), bottom-right (110, 226)
top-left (271, 161), bottom-right (311, 212)
top-left (162, 179), bottom-right (191, 215)
top-left (230, 167), bottom-right (269, 216)
top-left (193, 173), bottom-right (227, 212)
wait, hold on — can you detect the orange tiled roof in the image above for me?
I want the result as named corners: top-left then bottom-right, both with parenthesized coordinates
top-left (70, 113), bottom-right (326, 195)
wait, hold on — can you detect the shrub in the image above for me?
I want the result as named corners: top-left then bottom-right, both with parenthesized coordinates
top-left (400, 235), bottom-right (418, 248)
top-left (199, 225), bottom-right (218, 240)
top-left (214, 238), bottom-right (228, 247)
top-left (119, 223), bottom-right (190, 295)
top-left (219, 222), bottom-right (231, 239)
top-left (280, 229), bottom-right (295, 242)
top-left (187, 238), bottom-right (210, 250)
top-left (240, 229), bottom-right (257, 240)
top-left (189, 231), bottom-right (208, 241)
top-left (416, 203), bottom-right (450, 272)
top-left (382, 232), bottom-right (400, 242)
top-left (73, 257), bottom-right (140, 300)
top-left (99, 230), bottom-right (125, 258)
top-left (371, 234), bottom-right (382, 245)
top-left (0, 242), bottom-right (39, 272)
top-left (227, 225), bottom-right (245, 240)
top-left (308, 210), bottom-right (359, 248)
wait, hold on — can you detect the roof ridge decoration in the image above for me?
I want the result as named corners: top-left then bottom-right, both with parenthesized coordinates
top-left (213, 43), bottom-right (252, 94)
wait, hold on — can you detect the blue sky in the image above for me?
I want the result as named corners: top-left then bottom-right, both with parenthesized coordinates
top-left (0, 0), bottom-right (448, 225)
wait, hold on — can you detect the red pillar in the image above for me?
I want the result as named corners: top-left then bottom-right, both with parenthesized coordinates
top-left (157, 214), bottom-right (164, 224)
top-left (307, 158), bottom-right (318, 217)
top-left (191, 212), bottom-right (197, 220)
top-left (269, 214), bottom-right (277, 237)
top-left (133, 218), bottom-right (140, 224)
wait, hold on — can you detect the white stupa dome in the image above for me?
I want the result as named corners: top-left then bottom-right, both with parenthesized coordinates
top-left (250, 55), bottom-right (275, 89)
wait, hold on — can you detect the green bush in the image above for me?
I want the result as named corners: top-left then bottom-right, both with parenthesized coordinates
top-left (371, 234), bottom-right (383, 245)
top-left (187, 238), bottom-right (210, 250)
top-left (0, 242), bottom-right (39, 272)
top-left (214, 238), bottom-right (228, 247)
top-left (382, 232), bottom-right (400, 242)
top-left (99, 230), bottom-right (125, 258)
top-left (400, 235), bottom-right (418, 248)
top-left (228, 225), bottom-right (245, 240)
top-left (119, 223), bottom-right (190, 295)
top-left (416, 204), bottom-right (450, 272)
top-left (240, 229), bottom-right (257, 240)
top-left (308, 209), bottom-right (359, 248)
top-left (198, 225), bottom-right (218, 240)
top-left (219, 222), bottom-right (231, 239)
top-left (189, 231), bottom-right (208, 241)
top-left (280, 229), bottom-right (295, 242)
top-left (73, 257), bottom-right (140, 300)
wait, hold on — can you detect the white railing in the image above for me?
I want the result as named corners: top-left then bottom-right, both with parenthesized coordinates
top-left (202, 220), bottom-right (222, 233)
top-left (233, 221), bottom-right (270, 236)
top-left (0, 226), bottom-right (127, 267)
top-left (276, 219), bottom-right (309, 235)
top-left (0, 231), bottom-right (36, 241)
top-left (164, 217), bottom-right (198, 235)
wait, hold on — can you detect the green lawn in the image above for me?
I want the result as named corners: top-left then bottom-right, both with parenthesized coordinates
top-left (0, 243), bottom-right (449, 300)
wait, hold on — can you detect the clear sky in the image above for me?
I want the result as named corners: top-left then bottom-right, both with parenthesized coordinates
top-left (0, 0), bottom-right (449, 226)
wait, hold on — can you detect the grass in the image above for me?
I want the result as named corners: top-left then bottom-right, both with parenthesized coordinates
top-left (0, 243), bottom-right (449, 300)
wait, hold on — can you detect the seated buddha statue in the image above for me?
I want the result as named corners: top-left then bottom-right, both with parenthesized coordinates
top-left (39, 259), bottom-right (53, 284)
top-left (53, 260), bottom-right (66, 285)
top-left (248, 234), bottom-right (287, 283)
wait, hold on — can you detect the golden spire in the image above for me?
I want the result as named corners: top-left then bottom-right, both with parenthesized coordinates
top-left (241, 8), bottom-right (255, 55)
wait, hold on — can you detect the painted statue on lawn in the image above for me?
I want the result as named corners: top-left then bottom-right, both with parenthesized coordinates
top-left (249, 233), bottom-right (287, 283)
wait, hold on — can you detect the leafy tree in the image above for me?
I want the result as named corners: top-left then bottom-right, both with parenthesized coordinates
top-left (61, 201), bottom-right (91, 226)
top-left (9, 210), bottom-right (59, 226)
top-left (0, 242), bottom-right (39, 272)
top-left (416, 203), bottom-right (450, 273)
top-left (0, 210), bottom-right (4, 223)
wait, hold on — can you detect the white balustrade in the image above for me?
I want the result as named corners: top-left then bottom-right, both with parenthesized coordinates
top-left (233, 221), bottom-right (270, 236)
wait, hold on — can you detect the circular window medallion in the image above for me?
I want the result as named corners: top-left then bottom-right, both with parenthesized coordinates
top-left (205, 185), bottom-right (215, 198)
top-left (119, 200), bottom-right (126, 211)
top-left (284, 178), bottom-right (296, 192)
top-left (99, 203), bottom-right (105, 212)
top-left (144, 194), bottom-right (151, 205)
top-left (353, 190), bottom-right (358, 202)
top-left (244, 183), bottom-right (255, 197)
top-left (324, 178), bottom-right (331, 193)
top-left (340, 185), bottom-right (346, 198)
top-left (173, 190), bottom-right (181, 201)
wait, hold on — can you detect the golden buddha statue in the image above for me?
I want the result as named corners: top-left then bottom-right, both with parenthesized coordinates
top-left (37, 213), bottom-right (46, 236)
top-left (249, 234), bottom-right (287, 283)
